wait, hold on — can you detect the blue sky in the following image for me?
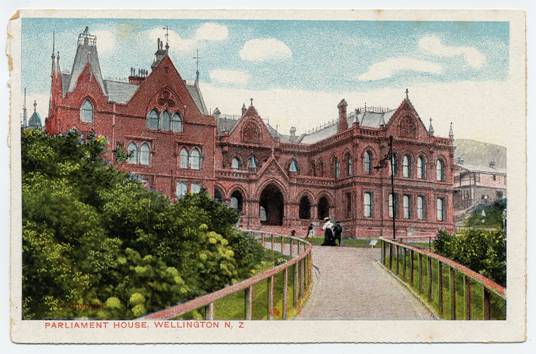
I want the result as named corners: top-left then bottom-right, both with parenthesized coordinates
top-left (21, 18), bottom-right (510, 144)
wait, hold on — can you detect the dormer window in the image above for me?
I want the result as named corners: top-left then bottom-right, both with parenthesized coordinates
top-left (80, 99), bottom-right (93, 123)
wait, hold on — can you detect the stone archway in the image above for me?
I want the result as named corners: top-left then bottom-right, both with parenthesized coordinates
top-left (259, 184), bottom-right (284, 226)
top-left (317, 196), bottom-right (330, 220)
top-left (299, 195), bottom-right (312, 219)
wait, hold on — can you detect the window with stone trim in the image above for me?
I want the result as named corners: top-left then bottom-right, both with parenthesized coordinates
top-left (161, 111), bottom-right (171, 131)
top-left (80, 99), bottom-right (94, 123)
top-left (363, 151), bottom-right (372, 174)
top-left (289, 158), bottom-right (299, 173)
top-left (176, 181), bottom-right (188, 199)
top-left (417, 195), bottom-right (426, 220)
top-left (179, 148), bottom-right (189, 169)
top-left (417, 156), bottom-right (426, 179)
top-left (127, 142), bottom-right (138, 164)
top-left (248, 155), bottom-right (258, 169)
top-left (231, 157), bottom-right (241, 170)
top-left (345, 152), bottom-right (353, 177)
top-left (191, 183), bottom-right (202, 194)
top-left (363, 192), bottom-right (373, 218)
top-left (139, 143), bottom-right (151, 166)
top-left (436, 159), bottom-right (446, 181)
top-left (189, 148), bottom-right (202, 170)
top-left (436, 197), bottom-right (445, 221)
top-left (147, 109), bottom-right (159, 130)
top-left (171, 112), bottom-right (183, 132)
top-left (388, 193), bottom-right (398, 218)
top-left (403, 194), bottom-right (411, 219)
top-left (403, 155), bottom-right (411, 178)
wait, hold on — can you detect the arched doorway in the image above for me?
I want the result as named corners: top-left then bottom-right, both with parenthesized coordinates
top-left (259, 184), bottom-right (284, 225)
top-left (230, 190), bottom-right (243, 213)
top-left (214, 187), bottom-right (224, 202)
top-left (317, 196), bottom-right (330, 220)
top-left (299, 195), bottom-right (311, 219)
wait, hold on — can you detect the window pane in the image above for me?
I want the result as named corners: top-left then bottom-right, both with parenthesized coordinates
top-left (139, 143), bottom-right (150, 165)
top-left (161, 111), bottom-right (171, 131)
top-left (389, 193), bottom-right (397, 218)
top-left (418, 157), bottom-right (425, 179)
top-left (190, 148), bottom-right (201, 170)
top-left (363, 152), bottom-right (371, 174)
top-left (289, 159), bottom-right (298, 172)
top-left (127, 143), bottom-right (138, 164)
top-left (391, 153), bottom-right (398, 175)
top-left (179, 148), bottom-right (189, 168)
top-left (172, 113), bottom-right (183, 132)
top-left (249, 155), bottom-right (257, 169)
top-left (334, 158), bottom-right (340, 178)
top-left (403, 155), bottom-right (410, 178)
top-left (436, 198), bottom-right (444, 221)
top-left (231, 157), bottom-right (241, 169)
top-left (347, 155), bottom-right (353, 176)
top-left (417, 196), bottom-right (425, 220)
top-left (436, 160), bottom-right (445, 181)
top-left (80, 100), bottom-right (93, 123)
top-left (176, 182), bottom-right (188, 199)
top-left (364, 192), bottom-right (372, 218)
top-left (147, 110), bottom-right (159, 130)
top-left (403, 195), bottom-right (410, 219)
top-left (191, 183), bottom-right (201, 194)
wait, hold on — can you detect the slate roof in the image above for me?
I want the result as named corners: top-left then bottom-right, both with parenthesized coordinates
top-left (186, 83), bottom-right (208, 115)
top-left (28, 111), bottom-right (42, 129)
top-left (104, 80), bottom-right (139, 104)
top-left (66, 40), bottom-right (106, 95)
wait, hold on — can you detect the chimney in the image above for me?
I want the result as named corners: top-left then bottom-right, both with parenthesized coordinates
top-left (290, 126), bottom-right (297, 142)
top-left (241, 103), bottom-right (247, 116)
top-left (337, 99), bottom-right (348, 132)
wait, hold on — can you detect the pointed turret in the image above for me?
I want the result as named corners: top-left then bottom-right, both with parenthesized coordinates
top-left (28, 100), bottom-right (42, 129)
top-left (449, 122), bottom-right (454, 140)
top-left (428, 118), bottom-right (434, 136)
top-left (66, 27), bottom-right (105, 94)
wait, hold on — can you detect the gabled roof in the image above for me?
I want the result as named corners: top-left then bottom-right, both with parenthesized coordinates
top-left (186, 83), bottom-right (208, 115)
top-left (28, 111), bottom-right (42, 128)
top-left (66, 39), bottom-right (106, 95)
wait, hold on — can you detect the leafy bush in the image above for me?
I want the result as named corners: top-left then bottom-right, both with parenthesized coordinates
top-left (21, 129), bottom-right (264, 319)
top-left (433, 228), bottom-right (506, 287)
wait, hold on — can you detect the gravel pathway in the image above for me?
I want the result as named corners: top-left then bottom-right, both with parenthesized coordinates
top-left (296, 245), bottom-right (435, 320)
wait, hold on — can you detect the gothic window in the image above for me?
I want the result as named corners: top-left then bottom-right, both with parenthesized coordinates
top-left (189, 148), bottom-right (202, 170)
top-left (345, 152), bottom-right (353, 177)
top-left (403, 195), bottom-right (411, 219)
top-left (289, 159), bottom-right (299, 173)
top-left (248, 155), bottom-right (257, 169)
top-left (417, 195), bottom-right (426, 220)
top-left (147, 109), bottom-right (159, 130)
top-left (388, 193), bottom-right (398, 218)
top-left (171, 113), bottom-right (183, 132)
top-left (403, 155), bottom-right (411, 178)
top-left (436, 159), bottom-right (446, 181)
top-left (363, 192), bottom-right (373, 218)
top-left (231, 157), bottom-right (241, 170)
top-left (139, 142), bottom-right (151, 166)
top-left (191, 183), bottom-right (202, 194)
top-left (127, 142), bottom-right (138, 164)
top-left (417, 156), bottom-right (426, 179)
top-left (436, 197), bottom-right (445, 221)
top-left (80, 99), bottom-right (94, 123)
top-left (179, 148), bottom-right (189, 169)
top-left (333, 157), bottom-right (340, 178)
top-left (176, 181), bottom-right (188, 199)
top-left (363, 151), bottom-right (372, 174)
top-left (161, 111), bottom-right (171, 131)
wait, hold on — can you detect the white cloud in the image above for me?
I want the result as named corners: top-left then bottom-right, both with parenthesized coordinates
top-left (419, 34), bottom-right (486, 69)
top-left (143, 22), bottom-right (228, 55)
top-left (357, 57), bottom-right (444, 81)
top-left (209, 69), bottom-right (250, 85)
top-left (92, 29), bottom-right (116, 56)
top-left (240, 38), bottom-right (292, 62)
top-left (200, 79), bottom-right (516, 146)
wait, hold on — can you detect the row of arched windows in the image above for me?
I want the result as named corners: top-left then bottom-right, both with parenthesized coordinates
top-left (392, 153), bottom-right (446, 181)
top-left (127, 141), bottom-right (151, 165)
top-left (364, 192), bottom-right (446, 221)
top-left (179, 147), bottom-right (202, 170)
top-left (147, 109), bottom-right (183, 132)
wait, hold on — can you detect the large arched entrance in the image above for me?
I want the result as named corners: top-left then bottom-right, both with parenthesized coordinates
top-left (259, 184), bottom-right (284, 225)
top-left (299, 195), bottom-right (312, 219)
top-left (317, 196), bottom-right (330, 220)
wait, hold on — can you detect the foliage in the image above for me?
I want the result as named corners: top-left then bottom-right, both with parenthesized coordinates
top-left (433, 228), bottom-right (506, 287)
top-left (465, 199), bottom-right (506, 229)
top-left (21, 128), bottom-right (264, 319)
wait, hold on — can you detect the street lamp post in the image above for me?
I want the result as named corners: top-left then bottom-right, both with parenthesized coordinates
top-left (375, 135), bottom-right (396, 240)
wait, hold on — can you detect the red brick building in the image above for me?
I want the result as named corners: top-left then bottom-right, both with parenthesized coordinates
top-left (45, 28), bottom-right (455, 238)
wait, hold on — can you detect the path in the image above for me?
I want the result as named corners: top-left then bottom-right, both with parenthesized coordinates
top-left (296, 245), bottom-right (435, 320)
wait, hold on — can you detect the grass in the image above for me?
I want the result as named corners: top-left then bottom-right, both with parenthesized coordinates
top-left (384, 248), bottom-right (506, 320)
top-left (174, 239), bottom-right (309, 320)
top-left (308, 237), bottom-right (374, 248)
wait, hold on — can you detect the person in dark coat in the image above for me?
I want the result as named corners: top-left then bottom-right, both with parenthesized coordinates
top-left (321, 217), bottom-right (335, 246)
top-left (333, 221), bottom-right (343, 246)
top-left (306, 223), bottom-right (314, 239)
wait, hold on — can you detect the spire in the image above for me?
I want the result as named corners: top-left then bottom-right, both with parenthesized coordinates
top-left (33, 100), bottom-right (37, 113)
top-left (193, 49), bottom-right (201, 84)
top-left (428, 118), bottom-right (434, 136)
top-left (162, 25), bottom-right (170, 51)
top-left (241, 103), bottom-right (247, 115)
top-left (405, 88), bottom-right (409, 100)
top-left (22, 88), bottom-right (27, 127)
top-left (51, 31), bottom-right (56, 76)
top-left (449, 122), bottom-right (454, 140)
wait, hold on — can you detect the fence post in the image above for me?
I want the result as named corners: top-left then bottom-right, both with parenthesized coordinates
top-left (381, 240), bottom-right (385, 265)
top-left (418, 253), bottom-right (423, 293)
top-left (283, 267), bottom-right (289, 320)
top-left (389, 243), bottom-right (393, 270)
top-left (293, 262), bottom-right (299, 307)
top-left (300, 259), bottom-right (305, 299)
top-left (427, 256), bottom-right (433, 301)
top-left (395, 245), bottom-right (400, 275)
top-left (410, 249), bottom-right (414, 286)
top-left (289, 239), bottom-right (294, 258)
top-left (281, 236), bottom-right (285, 254)
top-left (245, 286), bottom-right (253, 320)
top-left (464, 275), bottom-right (472, 320)
top-left (483, 287), bottom-right (491, 320)
top-left (450, 267), bottom-right (457, 320)
top-left (402, 247), bottom-right (407, 280)
top-left (205, 302), bottom-right (214, 320)
top-left (438, 261), bottom-right (444, 316)
top-left (271, 234), bottom-right (274, 253)
top-left (267, 276), bottom-right (274, 320)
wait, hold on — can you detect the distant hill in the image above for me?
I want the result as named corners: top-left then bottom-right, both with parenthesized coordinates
top-left (454, 139), bottom-right (506, 169)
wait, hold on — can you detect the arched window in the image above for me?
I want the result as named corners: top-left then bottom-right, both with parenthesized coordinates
top-left (391, 153), bottom-right (398, 176)
top-left (417, 156), bottom-right (426, 179)
top-left (299, 195), bottom-right (311, 219)
top-left (147, 109), bottom-right (159, 130)
top-left (436, 197), bottom-right (445, 221)
top-left (403, 194), bottom-right (411, 219)
top-left (80, 99), bottom-right (94, 123)
top-left (214, 188), bottom-right (224, 202)
top-left (189, 148), bottom-right (201, 170)
top-left (345, 153), bottom-right (353, 177)
top-left (230, 190), bottom-right (243, 213)
top-left (231, 157), bottom-right (241, 170)
top-left (248, 155), bottom-right (257, 169)
top-left (403, 155), bottom-right (411, 178)
top-left (176, 181), bottom-right (188, 199)
top-left (363, 192), bottom-right (373, 218)
top-left (436, 159), bottom-right (446, 181)
top-left (333, 157), bottom-right (340, 178)
top-left (179, 148), bottom-right (189, 169)
top-left (161, 111), bottom-right (171, 131)
top-left (127, 142), bottom-right (138, 164)
top-left (171, 113), bottom-right (183, 132)
top-left (417, 195), bottom-right (426, 220)
top-left (388, 193), bottom-right (397, 218)
top-left (139, 143), bottom-right (151, 166)
top-left (289, 159), bottom-right (299, 173)
top-left (363, 151), bottom-right (372, 174)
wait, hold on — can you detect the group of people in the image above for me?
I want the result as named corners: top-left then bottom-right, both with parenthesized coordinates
top-left (302, 217), bottom-right (342, 246)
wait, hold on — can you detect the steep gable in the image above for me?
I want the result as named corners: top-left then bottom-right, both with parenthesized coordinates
top-left (225, 104), bottom-right (277, 146)
top-left (385, 98), bottom-right (430, 140)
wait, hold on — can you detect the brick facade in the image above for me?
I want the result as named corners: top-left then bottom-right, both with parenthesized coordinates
top-left (45, 28), bottom-right (455, 238)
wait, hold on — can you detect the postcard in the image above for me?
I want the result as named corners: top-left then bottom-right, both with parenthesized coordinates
top-left (7, 9), bottom-right (526, 343)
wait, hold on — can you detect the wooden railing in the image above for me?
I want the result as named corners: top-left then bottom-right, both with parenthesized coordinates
top-left (379, 237), bottom-right (506, 320)
top-left (139, 231), bottom-right (313, 320)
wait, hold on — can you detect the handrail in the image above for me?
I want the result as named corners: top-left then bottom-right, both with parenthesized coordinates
top-left (379, 237), bottom-right (506, 320)
top-left (140, 230), bottom-right (313, 320)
